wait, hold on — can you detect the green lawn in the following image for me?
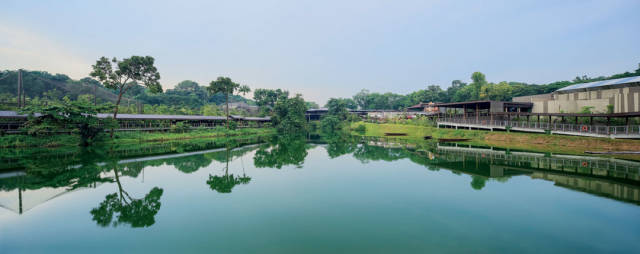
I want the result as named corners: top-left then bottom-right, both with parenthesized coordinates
top-left (0, 128), bottom-right (275, 148)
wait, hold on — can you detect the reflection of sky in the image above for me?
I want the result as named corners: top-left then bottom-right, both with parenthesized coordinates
top-left (1, 146), bottom-right (639, 253)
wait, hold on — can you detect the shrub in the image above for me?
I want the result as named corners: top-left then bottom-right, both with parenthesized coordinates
top-left (171, 121), bottom-right (190, 133)
top-left (321, 116), bottom-right (342, 133)
top-left (354, 124), bottom-right (366, 133)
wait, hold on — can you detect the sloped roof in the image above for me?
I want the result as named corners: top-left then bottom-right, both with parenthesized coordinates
top-left (0, 111), bottom-right (270, 121)
top-left (555, 76), bottom-right (640, 93)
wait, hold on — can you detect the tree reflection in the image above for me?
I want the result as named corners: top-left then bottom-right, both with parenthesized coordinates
top-left (207, 145), bottom-right (251, 193)
top-left (253, 134), bottom-right (309, 169)
top-left (324, 132), bottom-right (359, 158)
top-left (90, 167), bottom-right (164, 228)
top-left (470, 176), bottom-right (487, 190)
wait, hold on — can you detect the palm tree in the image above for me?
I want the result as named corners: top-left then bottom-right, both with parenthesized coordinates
top-left (239, 85), bottom-right (251, 97)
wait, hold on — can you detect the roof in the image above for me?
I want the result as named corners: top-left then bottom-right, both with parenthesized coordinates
top-left (0, 111), bottom-right (270, 121)
top-left (435, 100), bottom-right (533, 108)
top-left (97, 113), bottom-right (227, 121)
top-left (555, 76), bottom-right (640, 93)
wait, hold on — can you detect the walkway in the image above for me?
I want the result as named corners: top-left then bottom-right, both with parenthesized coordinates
top-left (437, 118), bottom-right (640, 139)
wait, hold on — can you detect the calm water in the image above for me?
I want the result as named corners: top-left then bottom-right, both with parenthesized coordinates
top-left (1, 135), bottom-right (639, 253)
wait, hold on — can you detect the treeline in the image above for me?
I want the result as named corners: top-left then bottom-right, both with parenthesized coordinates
top-left (327, 64), bottom-right (640, 110)
top-left (0, 70), bottom-right (252, 113)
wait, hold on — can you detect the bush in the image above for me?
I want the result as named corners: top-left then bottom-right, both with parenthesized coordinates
top-left (354, 124), bottom-right (366, 133)
top-left (321, 116), bottom-right (342, 133)
top-left (229, 121), bottom-right (238, 130)
top-left (171, 121), bottom-right (190, 133)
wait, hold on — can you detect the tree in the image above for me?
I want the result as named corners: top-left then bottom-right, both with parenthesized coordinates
top-left (238, 85), bottom-right (251, 97)
top-left (207, 77), bottom-right (240, 129)
top-left (487, 82), bottom-right (513, 101)
top-left (321, 115), bottom-right (341, 132)
top-left (305, 101), bottom-right (320, 109)
top-left (20, 97), bottom-right (115, 146)
top-left (353, 89), bottom-right (374, 109)
top-left (90, 56), bottom-right (162, 137)
top-left (470, 72), bottom-right (487, 100)
top-left (253, 88), bottom-right (289, 113)
top-left (325, 98), bottom-right (349, 121)
top-left (272, 94), bottom-right (308, 133)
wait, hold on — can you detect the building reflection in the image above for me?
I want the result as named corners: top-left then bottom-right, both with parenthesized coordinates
top-left (360, 137), bottom-right (640, 205)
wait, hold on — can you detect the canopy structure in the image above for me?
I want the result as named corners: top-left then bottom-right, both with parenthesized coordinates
top-left (555, 76), bottom-right (640, 93)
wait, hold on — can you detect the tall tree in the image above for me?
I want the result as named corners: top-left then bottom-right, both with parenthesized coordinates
top-left (253, 88), bottom-right (289, 113)
top-left (470, 72), bottom-right (487, 100)
top-left (90, 56), bottom-right (162, 136)
top-left (272, 94), bottom-right (307, 133)
top-left (207, 77), bottom-right (239, 129)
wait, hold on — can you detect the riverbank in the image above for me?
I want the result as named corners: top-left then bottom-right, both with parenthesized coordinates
top-left (351, 122), bottom-right (640, 160)
top-left (0, 128), bottom-right (276, 148)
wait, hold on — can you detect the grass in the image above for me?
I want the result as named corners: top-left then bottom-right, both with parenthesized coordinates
top-left (351, 122), bottom-right (640, 160)
top-left (0, 127), bottom-right (276, 148)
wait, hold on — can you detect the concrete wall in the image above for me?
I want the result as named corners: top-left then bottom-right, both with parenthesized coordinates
top-left (513, 86), bottom-right (640, 113)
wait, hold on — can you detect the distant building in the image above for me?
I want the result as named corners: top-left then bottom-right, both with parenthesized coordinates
top-left (513, 76), bottom-right (640, 113)
top-left (407, 102), bottom-right (439, 113)
top-left (223, 102), bottom-right (259, 113)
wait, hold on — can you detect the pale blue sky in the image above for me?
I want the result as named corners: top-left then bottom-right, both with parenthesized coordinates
top-left (1, 0), bottom-right (639, 104)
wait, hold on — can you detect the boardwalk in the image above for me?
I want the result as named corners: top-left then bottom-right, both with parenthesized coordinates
top-left (437, 118), bottom-right (640, 139)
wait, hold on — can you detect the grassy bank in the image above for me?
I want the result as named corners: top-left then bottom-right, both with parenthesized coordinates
top-left (351, 122), bottom-right (640, 160)
top-left (0, 128), bottom-right (276, 148)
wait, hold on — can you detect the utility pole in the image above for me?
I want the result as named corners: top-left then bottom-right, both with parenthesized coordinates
top-left (16, 69), bottom-right (21, 108)
top-left (21, 70), bottom-right (25, 107)
top-left (17, 69), bottom-right (24, 108)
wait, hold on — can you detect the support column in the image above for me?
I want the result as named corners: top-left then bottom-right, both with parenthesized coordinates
top-left (475, 104), bottom-right (479, 124)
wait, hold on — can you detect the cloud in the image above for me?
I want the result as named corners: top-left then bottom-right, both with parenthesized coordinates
top-left (0, 22), bottom-right (90, 78)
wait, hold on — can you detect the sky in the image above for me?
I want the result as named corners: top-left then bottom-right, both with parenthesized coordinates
top-left (1, 0), bottom-right (639, 105)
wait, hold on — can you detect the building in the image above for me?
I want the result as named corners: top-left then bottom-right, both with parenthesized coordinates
top-left (407, 102), bottom-right (439, 113)
top-left (223, 102), bottom-right (259, 113)
top-left (513, 76), bottom-right (640, 113)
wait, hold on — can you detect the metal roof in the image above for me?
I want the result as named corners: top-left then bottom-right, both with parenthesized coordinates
top-left (555, 76), bottom-right (640, 93)
top-left (0, 111), bottom-right (270, 121)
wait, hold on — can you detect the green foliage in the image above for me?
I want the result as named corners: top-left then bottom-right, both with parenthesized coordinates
top-left (305, 101), bottom-right (320, 109)
top-left (90, 56), bottom-right (162, 94)
top-left (579, 106), bottom-right (594, 114)
top-left (208, 77), bottom-right (249, 129)
top-left (606, 104), bottom-right (614, 114)
top-left (19, 98), bottom-right (111, 146)
top-left (171, 121), bottom-right (190, 133)
top-left (321, 115), bottom-right (342, 133)
top-left (470, 176), bottom-right (487, 190)
top-left (91, 184), bottom-right (164, 228)
top-left (470, 72), bottom-right (487, 100)
top-left (253, 134), bottom-right (309, 169)
top-left (272, 94), bottom-right (308, 133)
top-left (253, 88), bottom-right (289, 113)
top-left (354, 124), bottom-right (366, 133)
top-left (326, 98), bottom-right (350, 120)
top-left (201, 104), bottom-right (223, 116)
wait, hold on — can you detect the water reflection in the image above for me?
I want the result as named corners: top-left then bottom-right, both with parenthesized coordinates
top-left (90, 167), bottom-right (163, 228)
top-left (1, 134), bottom-right (640, 226)
top-left (207, 143), bottom-right (252, 193)
top-left (254, 134), bottom-right (310, 169)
